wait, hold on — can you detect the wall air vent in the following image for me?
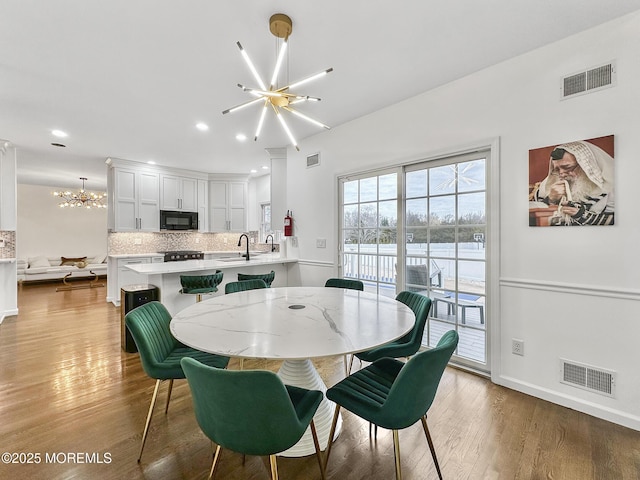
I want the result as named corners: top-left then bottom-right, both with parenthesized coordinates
top-left (306, 152), bottom-right (320, 168)
top-left (561, 61), bottom-right (616, 99)
top-left (560, 358), bottom-right (615, 397)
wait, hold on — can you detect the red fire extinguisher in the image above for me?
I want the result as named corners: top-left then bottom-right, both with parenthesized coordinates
top-left (284, 210), bottom-right (293, 237)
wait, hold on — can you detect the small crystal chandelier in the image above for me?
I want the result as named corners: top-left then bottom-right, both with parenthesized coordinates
top-left (53, 177), bottom-right (107, 209)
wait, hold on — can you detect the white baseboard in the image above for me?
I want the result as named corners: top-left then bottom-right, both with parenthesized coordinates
top-left (0, 308), bottom-right (19, 324)
top-left (496, 374), bottom-right (640, 431)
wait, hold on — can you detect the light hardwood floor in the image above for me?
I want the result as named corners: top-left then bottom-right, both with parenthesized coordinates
top-left (1, 282), bottom-right (639, 480)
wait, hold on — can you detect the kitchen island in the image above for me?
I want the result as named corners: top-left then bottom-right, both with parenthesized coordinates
top-left (123, 254), bottom-right (298, 314)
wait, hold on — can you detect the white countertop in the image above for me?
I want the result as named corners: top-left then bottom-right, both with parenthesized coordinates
top-left (0, 258), bottom-right (16, 264)
top-left (108, 251), bottom-right (274, 259)
top-left (108, 253), bottom-right (164, 259)
top-left (124, 254), bottom-right (296, 275)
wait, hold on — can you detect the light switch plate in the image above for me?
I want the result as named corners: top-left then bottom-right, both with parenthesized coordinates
top-left (316, 238), bottom-right (326, 248)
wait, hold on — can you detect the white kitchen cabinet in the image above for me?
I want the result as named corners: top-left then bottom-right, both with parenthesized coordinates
top-left (110, 168), bottom-right (160, 232)
top-left (210, 181), bottom-right (247, 232)
top-left (197, 179), bottom-right (209, 232)
top-left (107, 255), bottom-right (164, 306)
top-left (160, 174), bottom-right (197, 212)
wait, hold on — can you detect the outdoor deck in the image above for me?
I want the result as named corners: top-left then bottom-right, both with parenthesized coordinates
top-left (361, 281), bottom-right (487, 364)
top-left (429, 308), bottom-right (486, 363)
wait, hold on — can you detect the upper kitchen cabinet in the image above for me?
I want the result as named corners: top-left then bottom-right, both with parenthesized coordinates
top-left (197, 179), bottom-right (208, 232)
top-left (107, 158), bottom-right (212, 232)
top-left (108, 165), bottom-right (160, 232)
top-left (160, 174), bottom-right (197, 211)
top-left (209, 179), bottom-right (247, 232)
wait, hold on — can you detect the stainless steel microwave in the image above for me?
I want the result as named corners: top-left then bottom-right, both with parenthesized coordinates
top-left (160, 210), bottom-right (198, 231)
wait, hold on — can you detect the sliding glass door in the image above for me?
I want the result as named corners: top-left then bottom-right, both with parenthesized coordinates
top-left (404, 151), bottom-right (487, 368)
top-left (338, 149), bottom-right (490, 371)
top-left (340, 170), bottom-right (399, 297)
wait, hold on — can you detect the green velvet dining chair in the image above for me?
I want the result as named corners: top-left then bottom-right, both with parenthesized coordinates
top-left (179, 270), bottom-right (224, 302)
top-left (237, 270), bottom-right (276, 287)
top-left (125, 301), bottom-right (230, 462)
top-left (324, 277), bottom-right (364, 374)
top-left (224, 278), bottom-right (268, 294)
top-left (180, 357), bottom-right (326, 480)
top-left (324, 277), bottom-right (364, 291)
top-left (223, 278), bottom-right (269, 370)
top-left (325, 330), bottom-right (458, 480)
top-left (349, 290), bottom-right (432, 374)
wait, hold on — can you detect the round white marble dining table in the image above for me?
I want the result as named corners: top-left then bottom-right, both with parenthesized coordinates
top-left (170, 286), bottom-right (415, 457)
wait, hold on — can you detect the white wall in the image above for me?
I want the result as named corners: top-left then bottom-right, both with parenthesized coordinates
top-left (247, 175), bottom-right (270, 232)
top-left (285, 11), bottom-right (640, 429)
top-left (17, 184), bottom-right (108, 260)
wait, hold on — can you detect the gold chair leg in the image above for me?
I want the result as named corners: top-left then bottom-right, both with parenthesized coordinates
top-left (138, 379), bottom-right (162, 462)
top-left (269, 454), bottom-right (279, 480)
top-left (310, 420), bottom-right (327, 480)
top-left (343, 354), bottom-right (349, 376)
top-left (392, 429), bottom-right (402, 480)
top-left (323, 404), bottom-right (341, 471)
top-left (368, 422), bottom-right (377, 439)
top-left (239, 358), bottom-right (244, 370)
top-left (347, 354), bottom-right (355, 375)
top-left (164, 379), bottom-right (174, 414)
top-left (208, 444), bottom-right (222, 480)
top-left (197, 294), bottom-right (203, 302)
top-left (421, 416), bottom-right (443, 480)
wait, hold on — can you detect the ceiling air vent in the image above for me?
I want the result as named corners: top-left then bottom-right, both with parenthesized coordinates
top-left (306, 152), bottom-right (320, 168)
top-left (560, 358), bottom-right (615, 397)
top-left (561, 61), bottom-right (616, 99)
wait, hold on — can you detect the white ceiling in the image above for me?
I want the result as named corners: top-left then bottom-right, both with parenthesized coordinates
top-left (3, 1), bottom-right (640, 191)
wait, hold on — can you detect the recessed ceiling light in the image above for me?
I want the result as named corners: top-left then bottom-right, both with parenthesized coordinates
top-left (147, 160), bottom-right (156, 165)
top-left (250, 169), bottom-right (257, 173)
top-left (51, 129), bottom-right (68, 138)
top-left (261, 165), bottom-right (269, 170)
top-left (236, 133), bottom-right (247, 141)
top-left (51, 143), bottom-right (66, 147)
top-left (195, 122), bottom-right (209, 131)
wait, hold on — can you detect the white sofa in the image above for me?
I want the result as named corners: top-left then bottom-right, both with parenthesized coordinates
top-left (17, 255), bottom-right (107, 283)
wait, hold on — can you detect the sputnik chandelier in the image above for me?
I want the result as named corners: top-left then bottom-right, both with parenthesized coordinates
top-left (53, 177), bottom-right (107, 209)
top-left (222, 13), bottom-right (332, 151)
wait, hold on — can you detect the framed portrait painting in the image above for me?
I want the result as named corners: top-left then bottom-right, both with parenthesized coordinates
top-left (528, 135), bottom-right (614, 226)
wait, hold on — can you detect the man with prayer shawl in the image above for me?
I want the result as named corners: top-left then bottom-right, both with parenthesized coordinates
top-left (533, 140), bottom-right (614, 225)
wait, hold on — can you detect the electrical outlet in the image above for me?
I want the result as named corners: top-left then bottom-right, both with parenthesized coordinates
top-left (512, 339), bottom-right (524, 356)
top-left (316, 238), bottom-right (326, 248)
top-left (195, 237), bottom-right (200, 244)
top-left (223, 237), bottom-right (228, 244)
top-left (134, 238), bottom-right (142, 245)
top-left (0, 239), bottom-right (5, 248)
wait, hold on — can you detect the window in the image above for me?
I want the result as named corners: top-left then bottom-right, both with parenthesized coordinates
top-left (339, 149), bottom-right (491, 371)
top-left (405, 152), bottom-right (487, 367)
top-left (340, 170), bottom-right (399, 297)
top-left (260, 203), bottom-right (271, 241)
